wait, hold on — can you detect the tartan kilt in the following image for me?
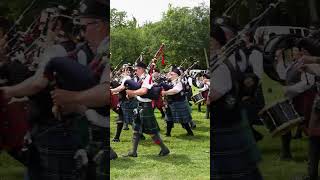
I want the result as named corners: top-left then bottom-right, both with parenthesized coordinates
top-left (87, 126), bottom-right (109, 180)
top-left (166, 100), bottom-right (192, 124)
top-left (33, 119), bottom-right (83, 180)
top-left (133, 102), bottom-right (160, 134)
top-left (211, 111), bottom-right (261, 179)
top-left (120, 99), bottom-right (138, 124)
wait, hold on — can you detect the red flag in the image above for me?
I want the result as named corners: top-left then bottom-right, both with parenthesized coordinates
top-left (161, 49), bottom-right (165, 66)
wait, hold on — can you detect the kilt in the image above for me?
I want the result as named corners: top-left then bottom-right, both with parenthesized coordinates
top-left (308, 95), bottom-right (320, 136)
top-left (32, 115), bottom-right (85, 180)
top-left (166, 100), bottom-right (192, 124)
top-left (292, 88), bottom-right (316, 135)
top-left (87, 125), bottom-right (109, 180)
top-left (133, 102), bottom-right (160, 134)
top-left (154, 97), bottom-right (164, 110)
top-left (211, 109), bottom-right (261, 179)
top-left (120, 98), bottom-right (138, 124)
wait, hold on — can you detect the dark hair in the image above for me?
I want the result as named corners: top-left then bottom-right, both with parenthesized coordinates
top-left (211, 25), bottom-right (227, 46)
top-left (297, 38), bottom-right (320, 56)
top-left (0, 17), bottom-right (11, 34)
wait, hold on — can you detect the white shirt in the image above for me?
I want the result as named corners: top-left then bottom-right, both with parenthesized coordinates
top-left (85, 109), bottom-right (108, 128)
top-left (34, 44), bottom-right (67, 80)
top-left (137, 73), bottom-right (152, 102)
top-left (229, 49), bottom-right (264, 79)
top-left (171, 79), bottom-right (183, 93)
top-left (285, 71), bottom-right (315, 99)
top-left (249, 49), bottom-right (264, 79)
top-left (77, 50), bottom-right (87, 66)
top-left (210, 63), bottom-right (232, 97)
top-left (120, 75), bottom-right (131, 86)
top-left (199, 84), bottom-right (209, 92)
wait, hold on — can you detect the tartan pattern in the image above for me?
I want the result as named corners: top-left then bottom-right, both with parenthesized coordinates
top-left (211, 110), bottom-right (261, 179)
top-left (120, 99), bottom-right (138, 124)
top-left (33, 120), bottom-right (83, 180)
top-left (133, 102), bottom-right (160, 134)
top-left (87, 125), bottom-right (109, 179)
top-left (167, 100), bottom-right (192, 124)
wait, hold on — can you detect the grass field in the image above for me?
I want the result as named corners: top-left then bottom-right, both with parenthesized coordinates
top-left (110, 99), bottom-right (210, 180)
top-left (0, 74), bottom-right (317, 180)
top-left (0, 152), bottom-right (24, 180)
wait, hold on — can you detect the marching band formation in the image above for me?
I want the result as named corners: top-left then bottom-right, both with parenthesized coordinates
top-left (210, 0), bottom-right (320, 179)
top-left (110, 48), bottom-right (211, 158)
top-left (0, 0), bottom-right (110, 179)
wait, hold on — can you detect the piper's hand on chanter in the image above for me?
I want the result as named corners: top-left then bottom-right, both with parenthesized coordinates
top-left (126, 90), bottom-right (135, 98)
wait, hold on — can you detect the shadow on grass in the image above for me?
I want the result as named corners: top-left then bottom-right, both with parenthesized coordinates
top-left (193, 125), bottom-right (210, 132)
top-left (110, 157), bottom-right (136, 169)
top-left (143, 153), bottom-right (192, 165)
top-left (174, 133), bottom-right (209, 141)
top-left (259, 145), bottom-right (280, 155)
top-left (292, 154), bottom-right (308, 163)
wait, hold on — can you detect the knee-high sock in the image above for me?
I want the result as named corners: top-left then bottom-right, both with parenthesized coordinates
top-left (281, 131), bottom-right (292, 157)
top-left (131, 132), bottom-right (140, 154)
top-left (160, 108), bottom-right (165, 117)
top-left (166, 121), bottom-right (173, 135)
top-left (114, 123), bottom-right (123, 139)
top-left (206, 105), bottom-right (210, 119)
top-left (182, 123), bottom-right (193, 135)
top-left (151, 133), bottom-right (167, 150)
top-left (308, 136), bottom-right (320, 180)
top-left (198, 103), bottom-right (201, 112)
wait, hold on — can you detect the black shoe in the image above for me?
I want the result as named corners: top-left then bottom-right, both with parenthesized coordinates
top-left (254, 133), bottom-right (264, 142)
top-left (123, 151), bottom-right (137, 157)
top-left (159, 148), bottom-right (170, 156)
top-left (140, 134), bottom-right (146, 140)
top-left (112, 138), bottom-right (120, 142)
top-left (165, 133), bottom-right (171, 137)
top-left (123, 124), bottom-right (129, 130)
top-left (110, 150), bottom-right (118, 160)
top-left (186, 132), bottom-right (194, 136)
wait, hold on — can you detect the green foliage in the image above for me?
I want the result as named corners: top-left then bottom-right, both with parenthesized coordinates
top-left (211, 0), bottom-right (320, 27)
top-left (110, 4), bottom-right (209, 69)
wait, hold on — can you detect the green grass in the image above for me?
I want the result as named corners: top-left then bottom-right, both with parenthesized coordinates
top-left (110, 99), bottom-right (210, 180)
top-left (0, 152), bottom-right (24, 180)
top-left (258, 74), bottom-right (311, 180)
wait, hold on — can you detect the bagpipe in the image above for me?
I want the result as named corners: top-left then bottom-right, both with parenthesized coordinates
top-left (123, 43), bottom-right (173, 100)
top-left (210, 0), bottom-right (285, 74)
top-left (2, 3), bottom-right (86, 73)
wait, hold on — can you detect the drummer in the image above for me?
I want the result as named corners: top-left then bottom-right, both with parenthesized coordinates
top-left (198, 73), bottom-right (210, 119)
top-left (161, 67), bottom-right (194, 136)
top-left (275, 38), bottom-right (316, 160)
top-left (288, 37), bottom-right (320, 180)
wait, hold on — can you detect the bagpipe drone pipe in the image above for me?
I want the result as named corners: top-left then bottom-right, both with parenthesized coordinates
top-left (123, 79), bottom-right (173, 100)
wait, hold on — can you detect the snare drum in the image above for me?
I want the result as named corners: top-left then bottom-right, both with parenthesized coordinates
top-left (0, 97), bottom-right (30, 150)
top-left (258, 99), bottom-right (303, 137)
top-left (191, 92), bottom-right (205, 104)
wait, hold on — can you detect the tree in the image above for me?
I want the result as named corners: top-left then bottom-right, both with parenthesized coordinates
top-left (110, 3), bottom-right (210, 70)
